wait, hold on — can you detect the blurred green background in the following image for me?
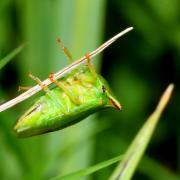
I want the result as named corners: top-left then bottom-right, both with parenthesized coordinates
top-left (0, 0), bottom-right (179, 179)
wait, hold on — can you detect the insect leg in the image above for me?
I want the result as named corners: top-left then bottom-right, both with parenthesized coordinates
top-left (28, 73), bottom-right (50, 94)
top-left (18, 86), bottom-right (32, 92)
top-left (49, 73), bottom-right (81, 105)
top-left (85, 53), bottom-right (98, 78)
top-left (56, 37), bottom-right (73, 62)
top-left (28, 73), bottom-right (66, 110)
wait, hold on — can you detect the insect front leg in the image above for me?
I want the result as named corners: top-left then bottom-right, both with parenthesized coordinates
top-left (28, 73), bottom-right (51, 94)
top-left (28, 73), bottom-right (66, 111)
top-left (85, 53), bottom-right (98, 78)
top-left (49, 73), bottom-right (81, 105)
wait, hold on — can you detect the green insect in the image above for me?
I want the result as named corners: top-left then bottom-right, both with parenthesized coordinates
top-left (14, 38), bottom-right (121, 138)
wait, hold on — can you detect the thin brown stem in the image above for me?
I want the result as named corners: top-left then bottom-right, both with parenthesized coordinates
top-left (0, 27), bottom-right (133, 112)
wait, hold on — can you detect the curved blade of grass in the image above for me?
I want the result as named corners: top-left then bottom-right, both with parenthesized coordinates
top-left (109, 84), bottom-right (174, 180)
top-left (0, 43), bottom-right (26, 70)
top-left (52, 155), bottom-right (124, 180)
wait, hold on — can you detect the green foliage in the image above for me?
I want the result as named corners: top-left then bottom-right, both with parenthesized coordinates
top-left (110, 85), bottom-right (173, 180)
top-left (52, 85), bottom-right (173, 180)
top-left (53, 155), bottom-right (123, 180)
top-left (0, 0), bottom-right (179, 180)
top-left (0, 44), bottom-right (25, 70)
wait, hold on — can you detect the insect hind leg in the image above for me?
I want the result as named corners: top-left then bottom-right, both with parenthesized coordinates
top-left (49, 73), bottom-right (81, 105)
top-left (56, 37), bottom-right (73, 62)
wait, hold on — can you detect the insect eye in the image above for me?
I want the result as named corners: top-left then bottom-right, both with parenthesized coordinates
top-left (102, 85), bottom-right (106, 93)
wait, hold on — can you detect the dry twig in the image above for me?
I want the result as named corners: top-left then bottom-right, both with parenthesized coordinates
top-left (0, 27), bottom-right (133, 112)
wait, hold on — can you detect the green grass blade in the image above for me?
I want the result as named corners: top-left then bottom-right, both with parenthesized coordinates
top-left (109, 84), bottom-right (174, 180)
top-left (139, 156), bottom-right (180, 180)
top-left (52, 155), bottom-right (124, 180)
top-left (0, 43), bottom-right (26, 70)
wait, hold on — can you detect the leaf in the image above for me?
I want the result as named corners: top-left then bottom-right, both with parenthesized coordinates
top-left (0, 43), bottom-right (26, 70)
top-left (109, 84), bottom-right (174, 180)
top-left (52, 155), bottom-right (124, 180)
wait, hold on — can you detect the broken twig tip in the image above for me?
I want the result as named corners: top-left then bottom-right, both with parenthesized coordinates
top-left (128, 27), bottom-right (134, 31)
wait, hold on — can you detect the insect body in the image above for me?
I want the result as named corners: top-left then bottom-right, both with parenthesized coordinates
top-left (14, 65), bottom-right (121, 138)
top-left (14, 39), bottom-right (121, 138)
